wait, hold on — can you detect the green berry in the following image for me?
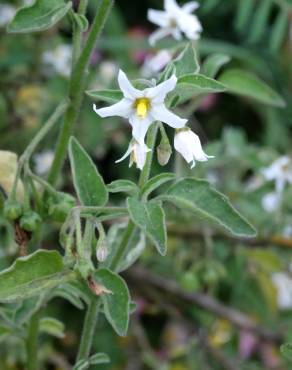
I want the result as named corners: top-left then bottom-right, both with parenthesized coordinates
top-left (4, 200), bottom-right (23, 221)
top-left (20, 211), bottom-right (41, 232)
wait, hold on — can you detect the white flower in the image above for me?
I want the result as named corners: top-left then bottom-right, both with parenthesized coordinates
top-left (174, 127), bottom-right (213, 168)
top-left (141, 50), bottom-right (173, 77)
top-left (99, 61), bottom-right (118, 83)
top-left (148, 0), bottom-right (202, 46)
top-left (42, 44), bottom-right (72, 78)
top-left (272, 272), bottom-right (292, 310)
top-left (262, 156), bottom-right (292, 193)
top-left (0, 4), bottom-right (16, 27)
top-left (94, 69), bottom-right (186, 144)
top-left (116, 140), bottom-right (151, 170)
top-left (261, 191), bottom-right (281, 213)
top-left (34, 150), bottom-right (54, 175)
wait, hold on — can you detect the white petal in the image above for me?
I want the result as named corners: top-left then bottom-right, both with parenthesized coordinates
top-left (171, 28), bottom-right (183, 41)
top-left (145, 75), bottom-right (177, 103)
top-left (129, 114), bottom-right (154, 144)
top-left (151, 104), bottom-right (187, 129)
top-left (174, 133), bottom-right (194, 164)
top-left (178, 14), bottom-right (202, 39)
top-left (135, 143), bottom-right (151, 170)
top-left (147, 9), bottom-right (169, 28)
top-left (149, 27), bottom-right (172, 46)
top-left (118, 69), bottom-right (142, 99)
top-left (164, 0), bottom-right (179, 12)
top-left (93, 99), bottom-right (132, 118)
top-left (115, 142), bottom-right (134, 164)
top-left (182, 1), bottom-right (200, 13)
top-left (262, 192), bottom-right (281, 213)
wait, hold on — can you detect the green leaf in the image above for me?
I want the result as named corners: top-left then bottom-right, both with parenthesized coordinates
top-left (141, 173), bottom-right (175, 200)
top-left (161, 178), bottom-right (256, 238)
top-left (52, 284), bottom-right (85, 310)
top-left (280, 343), bottom-right (292, 362)
top-left (234, 0), bottom-right (255, 33)
top-left (127, 198), bottom-right (167, 255)
top-left (69, 137), bottom-right (108, 207)
top-left (172, 74), bottom-right (226, 104)
top-left (218, 69), bottom-right (285, 107)
top-left (89, 353), bottom-right (110, 365)
top-left (72, 13), bottom-right (88, 32)
top-left (269, 9), bottom-right (289, 53)
top-left (7, 0), bottom-right (72, 33)
top-left (248, 0), bottom-right (273, 44)
top-left (93, 268), bottom-right (130, 336)
top-left (172, 43), bottom-right (199, 77)
top-left (0, 250), bottom-right (73, 302)
top-left (202, 53), bottom-right (231, 78)
top-left (86, 89), bottom-right (123, 103)
top-left (107, 179), bottom-right (139, 197)
top-left (39, 317), bottom-right (65, 338)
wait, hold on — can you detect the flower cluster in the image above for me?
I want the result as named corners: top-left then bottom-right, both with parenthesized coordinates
top-left (94, 70), bottom-right (212, 170)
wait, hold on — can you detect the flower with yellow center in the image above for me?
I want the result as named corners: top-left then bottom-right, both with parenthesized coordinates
top-left (93, 69), bottom-right (187, 145)
top-left (115, 140), bottom-right (151, 170)
top-left (148, 0), bottom-right (202, 46)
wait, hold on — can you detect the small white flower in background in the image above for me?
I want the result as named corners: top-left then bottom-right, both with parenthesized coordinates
top-left (261, 191), bottom-right (281, 213)
top-left (34, 150), bottom-right (54, 175)
top-left (99, 61), bottom-right (118, 83)
top-left (42, 44), bottom-right (72, 78)
top-left (141, 50), bottom-right (173, 77)
top-left (262, 155), bottom-right (292, 193)
top-left (0, 4), bottom-right (16, 27)
top-left (116, 140), bottom-right (151, 170)
top-left (94, 69), bottom-right (186, 144)
top-left (148, 0), bottom-right (202, 46)
top-left (272, 272), bottom-right (292, 310)
top-left (174, 127), bottom-right (213, 168)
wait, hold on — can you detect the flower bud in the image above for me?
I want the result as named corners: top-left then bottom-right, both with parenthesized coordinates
top-left (4, 199), bottom-right (23, 221)
top-left (47, 193), bottom-right (76, 222)
top-left (19, 211), bottom-right (41, 232)
top-left (157, 141), bottom-right (172, 166)
top-left (96, 240), bottom-right (109, 262)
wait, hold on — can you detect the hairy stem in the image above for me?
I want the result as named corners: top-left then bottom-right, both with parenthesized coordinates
top-left (26, 310), bottom-right (41, 370)
top-left (47, 0), bottom-right (113, 188)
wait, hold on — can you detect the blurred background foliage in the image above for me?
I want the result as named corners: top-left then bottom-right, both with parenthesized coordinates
top-left (0, 0), bottom-right (292, 369)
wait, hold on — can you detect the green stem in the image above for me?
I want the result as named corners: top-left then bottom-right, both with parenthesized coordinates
top-left (47, 0), bottom-right (113, 188)
top-left (75, 123), bottom-right (159, 364)
top-left (72, 0), bottom-right (89, 66)
top-left (77, 297), bottom-right (101, 361)
top-left (26, 310), bottom-right (41, 370)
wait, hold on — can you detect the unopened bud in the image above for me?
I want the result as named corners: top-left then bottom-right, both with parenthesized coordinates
top-left (96, 240), bottom-right (109, 262)
top-left (157, 141), bottom-right (172, 166)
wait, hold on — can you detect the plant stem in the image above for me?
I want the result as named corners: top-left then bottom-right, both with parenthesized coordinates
top-left (76, 297), bottom-right (101, 361)
top-left (47, 0), bottom-right (113, 188)
top-left (26, 310), bottom-right (41, 370)
top-left (75, 123), bottom-right (159, 364)
top-left (72, 0), bottom-right (89, 66)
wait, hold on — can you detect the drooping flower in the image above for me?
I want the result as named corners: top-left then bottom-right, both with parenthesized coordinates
top-left (94, 69), bottom-right (186, 144)
top-left (141, 50), bottom-right (173, 77)
top-left (272, 272), bottom-right (292, 310)
top-left (262, 155), bottom-right (292, 193)
top-left (174, 127), bottom-right (213, 168)
top-left (147, 0), bottom-right (202, 46)
top-left (261, 191), bottom-right (281, 213)
top-left (116, 140), bottom-right (151, 170)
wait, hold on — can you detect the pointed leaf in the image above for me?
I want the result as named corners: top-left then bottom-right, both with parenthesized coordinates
top-left (218, 69), bottom-right (285, 107)
top-left (69, 137), bottom-right (108, 207)
top-left (173, 43), bottom-right (199, 77)
top-left (202, 53), bottom-right (231, 78)
top-left (162, 178), bottom-right (256, 238)
top-left (127, 198), bottom-right (167, 255)
top-left (86, 89), bottom-right (123, 103)
top-left (39, 317), bottom-right (65, 338)
top-left (7, 0), bottom-right (72, 33)
top-left (107, 179), bottom-right (139, 197)
top-left (93, 268), bottom-right (130, 336)
top-left (89, 353), bottom-right (110, 365)
top-left (141, 173), bottom-right (175, 200)
top-left (0, 250), bottom-right (73, 302)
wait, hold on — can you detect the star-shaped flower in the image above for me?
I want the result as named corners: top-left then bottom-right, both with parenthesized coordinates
top-left (94, 69), bottom-right (187, 144)
top-left (115, 140), bottom-right (151, 170)
top-left (148, 0), bottom-right (202, 46)
top-left (262, 156), bottom-right (292, 193)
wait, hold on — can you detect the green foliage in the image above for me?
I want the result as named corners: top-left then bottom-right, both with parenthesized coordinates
top-left (218, 69), bottom-right (286, 107)
top-left (107, 179), bottom-right (139, 197)
top-left (7, 0), bottom-right (72, 33)
top-left (161, 178), bottom-right (256, 237)
top-left (141, 172), bottom-right (175, 200)
top-left (39, 317), bottom-right (65, 338)
top-left (172, 43), bottom-right (200, 77)
top-left (127, 197), bottom-right (167, 255)
top-left (281, 343), bottom-right (292, 362)
top-left (69, 137), bottom-right (108, 207)
top-left (73, 353), bottom-right (110, 370)
top-left (202, 53), bottom-right (231, 78)
top-left (86, 89), bottom-right (123, 103)
top-left (0, 250), bottom-right (73, 302)
top-left (93, 268), bottom-right (130, 336)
